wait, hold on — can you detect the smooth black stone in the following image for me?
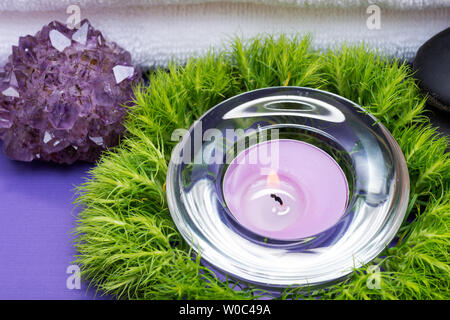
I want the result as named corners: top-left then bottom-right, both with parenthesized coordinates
top-left (413, 27), bottom-right (450, 113)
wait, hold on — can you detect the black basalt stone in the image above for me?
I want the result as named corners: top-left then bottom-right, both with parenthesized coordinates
top-left (413, 27), bottom-right (450, 113)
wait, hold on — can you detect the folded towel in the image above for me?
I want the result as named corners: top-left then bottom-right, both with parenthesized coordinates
top-left (1, 0), bottom-right (449, 11)
top-left (0, 1), bottom-right (449, 68)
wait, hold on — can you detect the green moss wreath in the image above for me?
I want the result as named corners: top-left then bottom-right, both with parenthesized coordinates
top-left (74, 36), bottom-right (450, 299)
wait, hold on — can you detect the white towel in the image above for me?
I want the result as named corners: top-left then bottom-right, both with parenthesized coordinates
top-left (0, 1), bottom-right (449, 68)
top-left (1, 1), bottom-right (449, 11)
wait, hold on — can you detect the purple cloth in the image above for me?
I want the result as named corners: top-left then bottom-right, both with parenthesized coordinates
top-left (0, 141), bottom-right (108, 299)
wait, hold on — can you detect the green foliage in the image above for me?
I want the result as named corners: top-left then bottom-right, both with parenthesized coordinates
top-left (74, 35), bottom-right (449, 299)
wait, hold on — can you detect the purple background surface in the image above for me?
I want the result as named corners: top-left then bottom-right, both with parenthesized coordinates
top-left (0, 141), bottom-right (108, 300)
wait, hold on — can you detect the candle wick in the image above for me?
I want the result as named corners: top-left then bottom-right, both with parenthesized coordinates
top-left (270, 194), bottom-right (283, 206)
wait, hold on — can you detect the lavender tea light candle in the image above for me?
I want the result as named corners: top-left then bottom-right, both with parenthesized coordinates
top-left (222, 139), bottom-right (349, 240)
top-left (166, 87), bottom-right (409, 289)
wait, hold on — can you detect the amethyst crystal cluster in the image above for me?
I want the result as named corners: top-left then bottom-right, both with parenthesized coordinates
top-left (0, 20), bottom-right (141, 164)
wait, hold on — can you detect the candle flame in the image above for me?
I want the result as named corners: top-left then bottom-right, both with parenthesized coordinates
top-left (266, 170), bottom-right (280, 187)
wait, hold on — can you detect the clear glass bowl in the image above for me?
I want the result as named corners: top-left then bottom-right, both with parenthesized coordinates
top-left (166, 87), bottom-right (409, 289)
